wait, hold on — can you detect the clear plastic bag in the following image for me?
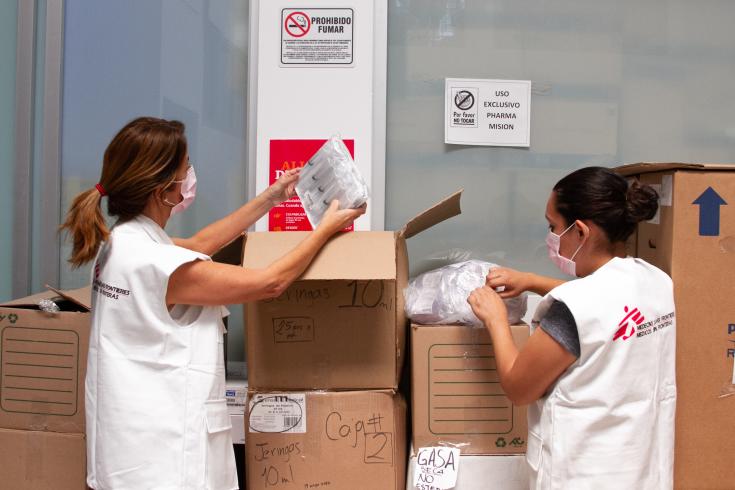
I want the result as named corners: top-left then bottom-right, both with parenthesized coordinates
top-left (38, 298), bottom-right (60, 313)
top-left (404, 260), bottom-right (528, 326)
top-left (295, 136), bottom-right (370, 228)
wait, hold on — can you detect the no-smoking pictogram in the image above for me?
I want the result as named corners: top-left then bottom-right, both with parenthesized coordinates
top-left (454, 90), bottom-right (475, 110)
top-left (285, 11), bottom-right (310, 38)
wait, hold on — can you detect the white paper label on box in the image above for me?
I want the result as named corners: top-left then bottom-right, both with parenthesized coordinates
top-left (445, 78), bottom-right (531, 147)
top-left (413, 446), bottom-right (461, 490)
top-left (249, 394), bottom-right (306, 434)
top-left (281, 8), bottom-right (354, 66)
top-left (660, 175), bottom-right (673, 206)
top-left (647, 184), bottom-right (662, 225)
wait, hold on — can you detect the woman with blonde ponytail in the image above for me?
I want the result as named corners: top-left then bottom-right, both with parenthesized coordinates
top-left (61, 185), bottom-right (110, 268)
top-left (64, 117), bottom-right (365, 490)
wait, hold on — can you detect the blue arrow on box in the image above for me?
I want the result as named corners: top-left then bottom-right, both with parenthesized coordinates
top-left (692, 187), bottom-right (727, 236)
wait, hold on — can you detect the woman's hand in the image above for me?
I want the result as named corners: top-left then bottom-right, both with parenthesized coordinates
top-left (266, 168), bottom-right (300, 206)
top-left (485, 267), bottom-right (532, 298)
top-left (316, 200), bottom-right (367, 236)
top-left (468, 285), bottom-right (509, 330)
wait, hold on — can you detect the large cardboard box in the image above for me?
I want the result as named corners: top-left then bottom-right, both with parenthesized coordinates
top-left (243, 191), bottom-right (462, 391)
top-left (0, 287), bottom-right (91, 433)
top-left (617, 163), bottom-right (735, 489)
top-left (246, 389), bottom-right (406, 490)
top-left (0, 427), bottom-right (86, 489)
top-left (411, 324), bottom-right (529, 455)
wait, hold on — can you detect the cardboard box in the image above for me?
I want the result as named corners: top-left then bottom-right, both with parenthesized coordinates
top-left (407, 446), bottom-right (528, 490)
top-left (617, 162), bottom-right (735, 489)
top-left (243, 191), bottom-right (462, 391)
top-left (0, 427), bottom-right (86, 489)
top-left (0, 287), bottom-right (91, 433)
top-left (246, 390), bottom-right (406, 490)
top-left (411, 324), bottom-right (529, 455)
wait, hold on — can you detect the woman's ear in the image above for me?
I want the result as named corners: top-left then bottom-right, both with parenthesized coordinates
top-left (154, 183), bottom-right (173, 207)
top-left (575, 219), bottom-right (591, 241)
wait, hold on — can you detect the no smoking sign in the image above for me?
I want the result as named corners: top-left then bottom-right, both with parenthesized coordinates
top-left (281, 8), bottom-right (354, 66)
top-left (284, 11), bottom-right (310, 38)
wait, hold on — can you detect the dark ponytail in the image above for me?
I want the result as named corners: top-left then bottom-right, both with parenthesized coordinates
top-left (625, 180), bottom-right (659, 224)
top-left (553, 166), bottom-right (659, 243)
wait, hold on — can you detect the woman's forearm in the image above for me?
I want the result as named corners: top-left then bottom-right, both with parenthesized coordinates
top-left (167, 227), bottom-right (333, 306)
top-left (526, 273), bottom-right (566, 296)
top-left (177, 192), bottom-right (274, 255)
top-left (263, 227), bottom-right (332, 293)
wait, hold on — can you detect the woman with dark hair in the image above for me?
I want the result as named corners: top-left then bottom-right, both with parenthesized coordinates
top-left (468, 167), bottom-right (675, 489)
top-left (62, 117), bottom-right (365, 489)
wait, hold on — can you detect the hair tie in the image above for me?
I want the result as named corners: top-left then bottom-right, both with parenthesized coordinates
top-left (95, 183), bottom-right (107, 197)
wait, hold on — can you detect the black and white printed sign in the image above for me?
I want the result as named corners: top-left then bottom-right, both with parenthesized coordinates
top-left (281, 8), bottom-right (354, 66)
top-left (445, 78), bottom-right (531, 147)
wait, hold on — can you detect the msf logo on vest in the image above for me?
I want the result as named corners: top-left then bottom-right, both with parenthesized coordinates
top-left (613, 306), bottom-right (645, 341)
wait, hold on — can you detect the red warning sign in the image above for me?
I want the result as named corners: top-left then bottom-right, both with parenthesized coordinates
top-left (268, 139), bottom-right (355, 232)
top-left (284, 11), bottom-right (310, 38)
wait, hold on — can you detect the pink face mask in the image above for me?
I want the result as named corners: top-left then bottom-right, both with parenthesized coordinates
top-left (545, 222), bottom-right (585, 277)
top-left (164, 166), bottom-right (197, 216)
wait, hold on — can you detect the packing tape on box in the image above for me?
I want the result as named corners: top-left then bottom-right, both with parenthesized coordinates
top-left (25, 430), bottom-right (44, 483)
top-left (313, 354), bottom-right (333, 391)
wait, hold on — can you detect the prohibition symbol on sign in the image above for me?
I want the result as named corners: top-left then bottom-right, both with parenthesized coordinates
top-left (454, 90), bottom-right (475, 110)
top-left (285, 11), bottom-right (310, 38)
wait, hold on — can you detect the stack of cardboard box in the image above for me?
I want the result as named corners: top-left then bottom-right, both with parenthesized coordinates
top-left (617, 163), bottom-right (735, 489)
top-left (243, 191), bottom-right (462, 490)
top-left (408, 323), bottom-right (530, 489)
top-left (0, 287), bottom-right (91, 490)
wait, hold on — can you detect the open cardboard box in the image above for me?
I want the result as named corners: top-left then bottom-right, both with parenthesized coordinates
top-left (243, 190), bottom-right (462, 391)
top-left (0, 286), bottom-right (91, 434)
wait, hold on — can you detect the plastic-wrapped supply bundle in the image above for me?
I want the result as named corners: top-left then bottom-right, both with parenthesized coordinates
top-left (38, 298), bottom-right (60, 313)
top-left (295, 136), bottom-right (370, 228)
top-left (405, 260), bottom-right (528, 326)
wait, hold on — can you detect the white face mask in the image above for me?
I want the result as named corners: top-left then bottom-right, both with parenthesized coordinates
top-left (164, 166), bottom-right (197, 216)
top-left (545, 222), bottom-right (585, 277)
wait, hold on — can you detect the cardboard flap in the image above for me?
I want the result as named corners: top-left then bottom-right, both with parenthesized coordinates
top-left (0, 290), bottom-right (57, 308)
top-left (243, 231), bottom-right (397, 280)
top-left (399, 189), bottom-right (462, 239)
top-left (212, 233), bottom-right (246, 266)
top-left (616, 162), bottom-right (735, 177)
top-left (45, 285), bottom-right (92, 311)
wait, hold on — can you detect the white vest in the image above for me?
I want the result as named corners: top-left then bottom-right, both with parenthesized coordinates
top-left (86, 215), bottom-right (238, 490)
top-left (527, 257), bottom-right (676, 490)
